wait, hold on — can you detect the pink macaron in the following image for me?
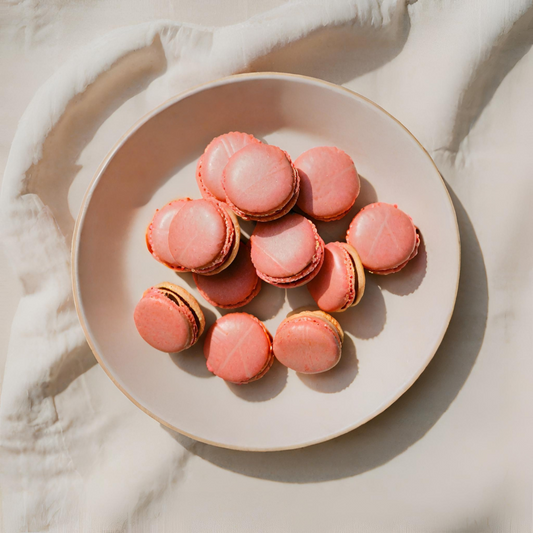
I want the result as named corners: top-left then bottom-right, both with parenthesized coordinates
top-left (273, 310), bottom-right (344, 374)
top-left (193, 241), bottom-right (261, 309)
top-left (346, 202), bottom-right (420, 274)
top-left (307, 242), bottom-right (366, 313)
top-left (166, 198), bottom-right (241, 275)
top-left (222, 143), bottom-right (300, 221)
top-left (204, 313), bottom-right (274, 384)
top-left (146, 198), bottom-right (192, 271)
top-left (250, 213), bottom-right (325, 288)
top-left (295, 146), bottom-right (360, 221)
top-left (196, 132), bottom-right (261, 202)
top-left (134, 283), bottom-right (206, 353)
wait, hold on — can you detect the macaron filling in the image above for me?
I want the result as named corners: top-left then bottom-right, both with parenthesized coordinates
top-left (158, 287), bottom-right (201, 343)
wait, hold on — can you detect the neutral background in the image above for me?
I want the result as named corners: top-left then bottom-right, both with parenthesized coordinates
top-left (1, 1), bottom-right (532, 531)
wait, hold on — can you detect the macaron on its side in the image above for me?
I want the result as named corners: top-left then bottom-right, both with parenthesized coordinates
top-left (193, 241), bottom-right (262, 309)
top-left (250, 213), bottom-right (325, 288)
top-left (222, 143), bottom-right (300, 222)
top-left (346, 202), bottom-right (418, 274)
top-left (203, 313), bottom-right (274, 384)
top-left (196, 132), bottom-right (261, 202)
top-left (134, 283), bottom-right (205, 353)
top-left (146, 198), bottom-right (192, 271)
top-left (295, 147), bottom-right (360, 222)
top-left (273, 310), bottom-right (344, 374)
top-left (307, 242), bottom-right (366, 312)
top-left (168, 199), bottom-right (240, 276)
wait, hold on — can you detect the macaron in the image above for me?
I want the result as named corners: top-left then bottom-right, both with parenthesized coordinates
top-left (250, 213), bottom-right (325, 288)
top-left (193, 241), bottom-right (261, 309)
top-left (222, 143), bottom-right (300, 221)
top-left (167, 198), bottom-right (241, 275)
top-left (307, 242), bottom-right (366, 313)
top-left (346, 202), bottom-right (420, 274)
top-left (146, 198), bottom-right (192, 271)
top-left (273, 310), bottom-right (344, 374)
top-left (204, 313), bottom-right (274, 384)
top-left (134, 282), bottom-right (205, 353)
top-left (295, 146), bottom-right (360, 221)
top-left (196, 132), bottom-right (261, 202)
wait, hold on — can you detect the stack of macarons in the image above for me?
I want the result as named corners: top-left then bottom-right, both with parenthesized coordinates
top-left (134, 131), bottom-right (421, 383)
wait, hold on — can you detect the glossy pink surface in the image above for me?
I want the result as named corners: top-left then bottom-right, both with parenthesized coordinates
top-left (148, 199), bottom-right (190, 266)
top-left (295, 147), bottom-right (360, 221)
top-left (307, 242), bottom-right (355, 312)
top-left (133, 289), bottom-right (195, 353)
top-left (347, 202), bottom-right (417, 272)
top-left (250, 213), bottom-right (319, 279)
top-left (193, 242), bottom-right (260, 308)
top-left (196, 132), bottom-right (260, 201)
top-left (204, 313), bottom-right (272, 383)
top-left (168, 199), bottom-right (232, 270)
top-left (223, 143), bottom-right (297, 216)
top-left (273, 316), bottom-right (341, 374)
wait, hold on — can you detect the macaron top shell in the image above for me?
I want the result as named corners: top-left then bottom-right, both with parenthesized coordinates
top-left (134, 288), bottom-right (196, 353)
top-left (223, 144), bottom-right (296, 215)
top-left (295, 147), bottom-right (360, 221)
top-left (193, 242), bottom-right (260, 308)
top-left (273, 311), bottom-right (343, 374)
top-left (204, 313), bottom-right (273, 384)
top-left (147, 198), bottom-right (191, 267)
top-left (251, 214), bottom-right (318, 278)
top-left (347, 202), bottom-right (417, 272)
top-left (307, 242), bottom-right (356, 313)
top-left (168, 199), bottom-right (231, 270)
top-left (197, 132), bottom-right (260, 201)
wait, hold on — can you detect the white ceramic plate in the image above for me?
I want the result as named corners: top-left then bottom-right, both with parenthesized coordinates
top-left (73, 73), bottom-right (460, 451)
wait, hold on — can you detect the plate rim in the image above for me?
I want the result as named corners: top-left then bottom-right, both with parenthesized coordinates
top-left (71, 72), bottom-right (461, 452)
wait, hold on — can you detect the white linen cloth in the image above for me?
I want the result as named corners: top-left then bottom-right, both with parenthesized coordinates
top-left (0, 0), bottom-right (532, 531)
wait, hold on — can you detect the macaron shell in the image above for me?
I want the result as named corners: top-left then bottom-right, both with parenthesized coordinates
top-left (295, 147), bottom-right (360, 221)
top-left (372, 230), bottom-right (420, 274)
top-left (193, 242), bottom-right (261, 308)
top-left (134, 290), bottom-right (194, 353)
top-left (307, 242), bottom-right (355, 313)
top-left (197, 132), bottom-right (260, 201)
top-left (204, 313), bottom-right (273, 384)
top-left (155, 282), bottom-right (206, 337)
top-left (251, 214), bottom-right (319, 279)
top-left (147, 198), bottom-right (191, 267)
top-left (223, 144), bottom-right (297, 216)
top-left (273, 316), bottom-right (342, 374)
top-left (168, 199), bottom-right (230, 270)
top-left (347, 202), bottom-right (417, 272)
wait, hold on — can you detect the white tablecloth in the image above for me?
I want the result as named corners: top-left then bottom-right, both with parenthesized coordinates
top-left (0, 0), bottom-right (532, 531)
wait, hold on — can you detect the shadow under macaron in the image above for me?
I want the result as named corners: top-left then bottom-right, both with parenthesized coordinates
top-left (226, 359), bottom-right (288, 402)
top-left (298, 335), bottom-right (358, 393)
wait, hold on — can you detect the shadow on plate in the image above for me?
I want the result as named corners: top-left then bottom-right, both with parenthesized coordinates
top-left (165, 185), bottom-right (488, 483)
top-left (227, 360), bottom-right (288, 402)
top-left (298, 335), bottom-right (358, 393)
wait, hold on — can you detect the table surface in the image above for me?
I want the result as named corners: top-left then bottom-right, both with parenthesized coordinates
top-left (1, 1), bottom-right (532, 532)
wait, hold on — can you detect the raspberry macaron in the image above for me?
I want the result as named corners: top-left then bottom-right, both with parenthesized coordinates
top-left (222, 143), bottom-right (300, 221)
top-left (346, 202), bottom-right (420, 275)
top-left (250, 213), bottom-right (325, 288)
top-left (146, 198), bottom-right (192, 271)
top-left (196, 132), bottom-right (261, 202)
top-left (134, 283), bottom-right (205, 353)
top-left (193, 241), bottom-right (261, 309)
top-left (307, 242), bottom-right (366, 313)
top-left (295, 146), bottom-right (360, 221)
top-left (273, 310), bottom-right (344, 374)
top-left (204, 313), bottom-right (274, 384)
top-left (167, 198), bottom-right (241, 275)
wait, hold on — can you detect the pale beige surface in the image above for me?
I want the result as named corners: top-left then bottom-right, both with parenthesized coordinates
top-left (0, 1), bottom-right (532, 532)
